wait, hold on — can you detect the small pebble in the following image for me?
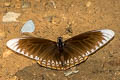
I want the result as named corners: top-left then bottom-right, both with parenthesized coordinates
top-left (21, 20), bottom-right (35, 33)
top-left (86, 1), bottom-right (92, 7)
top-left (2, 12), bottom-right (21, 22)
top-left (3, 50), bottom-right (12, 58)
top-left (22, 1), bottom-right (31, 8)
top-left (9, 76), bottom-right (18, 80)
top-left (0, 30), bottom-right (6, 39)
top-left (15, 3), bottom-right (22, 8)
top-left (43, 16), bottom-right (55, 23)
top-left (4, 2), bottom-right (11, 7)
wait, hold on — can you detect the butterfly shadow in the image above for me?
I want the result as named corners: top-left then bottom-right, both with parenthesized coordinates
top-left (15, 63), bottom-right (66, 80)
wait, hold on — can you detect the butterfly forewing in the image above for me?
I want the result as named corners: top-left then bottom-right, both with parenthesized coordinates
top-left (6, 29), bottom-right (115, 70)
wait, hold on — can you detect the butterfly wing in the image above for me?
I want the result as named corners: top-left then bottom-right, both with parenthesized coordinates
top-left (6, 37), bottom-right (65, 70)
top-left (6, 29), bottom-right (115, 70)
top-left (62, 29), bottom-right (115, 69)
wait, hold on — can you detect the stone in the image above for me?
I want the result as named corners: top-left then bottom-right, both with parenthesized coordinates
top-left (2, 12), bottom-right (21, 22)
top-left (22, 1), bottom-right (31, 8)
top-left (21, 20), bottom-right (35, 33)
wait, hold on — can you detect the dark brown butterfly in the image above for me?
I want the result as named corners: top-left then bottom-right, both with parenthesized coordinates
top-left (6, 29), bottom-right (115, 70)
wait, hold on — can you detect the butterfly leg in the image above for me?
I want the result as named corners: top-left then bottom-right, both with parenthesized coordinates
top-left (64, 67), bottom-right (79, 76)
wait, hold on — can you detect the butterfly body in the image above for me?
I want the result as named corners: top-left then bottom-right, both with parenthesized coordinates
top-left (57, 37), bottom-right (64, 53)
top-left (6, 29), bottom-right (115, 70)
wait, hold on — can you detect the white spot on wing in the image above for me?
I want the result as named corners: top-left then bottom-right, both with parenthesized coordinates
top-left (6, 39), bottom-right (19, 48)
top-left (67, 60), bottom-right (69, 64)
top-left (70, 58), bottom-right (74, 63)
top-left (30, 55), bottom-right (33, 58)
top-left (24, 53), bottom-right (28, 56)
top-left (47, 60), bottom-right (51, 65)
top-left (102, 40), bottom-right (107, 44)
top-left (99, 29), bottom-right (115, 37)
top-left (91, 49), bottom-right (95, 52)
top-left (52, 60), bottom-right (54, 64)
top-left (48, 60), bottom-right (50, 63)
top-left (56, 61), bottom-right (59, 65)
top-left (42, 60), bottom-right (46, 64)
top-left (95, 45), bottom-right (99, 50)
top-left (21, 51), bottom-right (25, 55)
top-left (85, 51), bottom-right (91, 56)
top-left (35, 56), bottom-right (39, 60)
top-left (103, 36), bottom-right (110, 41)
top-left (98, 42), bottom-right (103, 47)
top-left (12, 45), bottom-right (18, 51)
top-left (82, 54), bottom-right (85, 57)
top-left (16, 48), bottom-right (21, 53)
top-left (74, 57), bottom-right (78, 62)
top-left (64, 61), bottom-right (67, 64)
top-left (59, 61), bottom-right (62, 64)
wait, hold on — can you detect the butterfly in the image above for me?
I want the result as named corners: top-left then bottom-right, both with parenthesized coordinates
top-left (6, 29), bottom-right (115, 70)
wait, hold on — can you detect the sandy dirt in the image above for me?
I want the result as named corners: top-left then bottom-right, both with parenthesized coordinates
top-left (0, 0), bottom-right (120, 80)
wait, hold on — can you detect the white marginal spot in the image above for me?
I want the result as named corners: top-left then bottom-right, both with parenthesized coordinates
top-left (103, 33), bottom-right (112, 39)
top-left (103, 36), bottom-right (110, 41)
top-left (42, 60), bottom-right (46, 64)
top-left (70, 58), bottom-right (74, 63)
top-left (85, 51), bottom-right (91, 56)
top-left (39, 58), bottom-right (42, 61)
top-left (30, 55), bottom-right (33, 58)
top-left (12, 45), bottom-right (18, 51)
top-left (74, 57), bottom-right (78, 62)
top-left (8, 42), bottom-right (18, 50)
top-left (59, 61), bottom-right (62, 64)
top-left (91, 49), bottom-right (95, 53)
top-left (24, 53), bottom-right (28, 56)
top-left (95, 45), bottom-right (99, 50)
top-left (78, 56), bottom-right (82, 60)
top-left (64, 61), bottom-right (67, 64)
top-left (16, 48), bottom-right (21, 53)
top-left (99, 29), bottom-right (115, 37)
top-left (20, 51), bottom-right (25, 55)
top-left (98, 41), bottom-right (103, 47)
top-left (102, 40), bottom-right (107, 44)
top-left (67, 60), bottom-right (69, 64)
top-left (52, 60), bottom-right (54, 64)
top-left (43, 59), bottom-right (46, 62)
top-left (82, 54), bottom-right (85, 57)
top-left (52, 64), bottom-right (55, 66)
top-left (47, 62), bottom-right (50, 65)
top-left (47, 60), bottom-right (51, 65)
top-left (42, 61), bottom-right (46, 64)
top-left (56, 61), bottom-right (59, 66)
top-left (52, 60), bottom-right (55, 66)
top-left (79, 56), bottom-right (83, 61)
top-left (6, 38), bottom-right (24, 49)
top-left (12, 42), bottom-right (18, 49)
top-left (35, 56), bottom-right (39, 60)
top-left (48, 60), bottom-right (50, 63)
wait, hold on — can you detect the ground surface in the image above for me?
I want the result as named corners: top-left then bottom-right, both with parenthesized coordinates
top-left (0, 0), bottom-right (120, 80)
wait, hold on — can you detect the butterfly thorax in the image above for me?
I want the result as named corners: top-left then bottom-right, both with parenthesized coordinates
top-left (57, 37), bottom-right (64, 52)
